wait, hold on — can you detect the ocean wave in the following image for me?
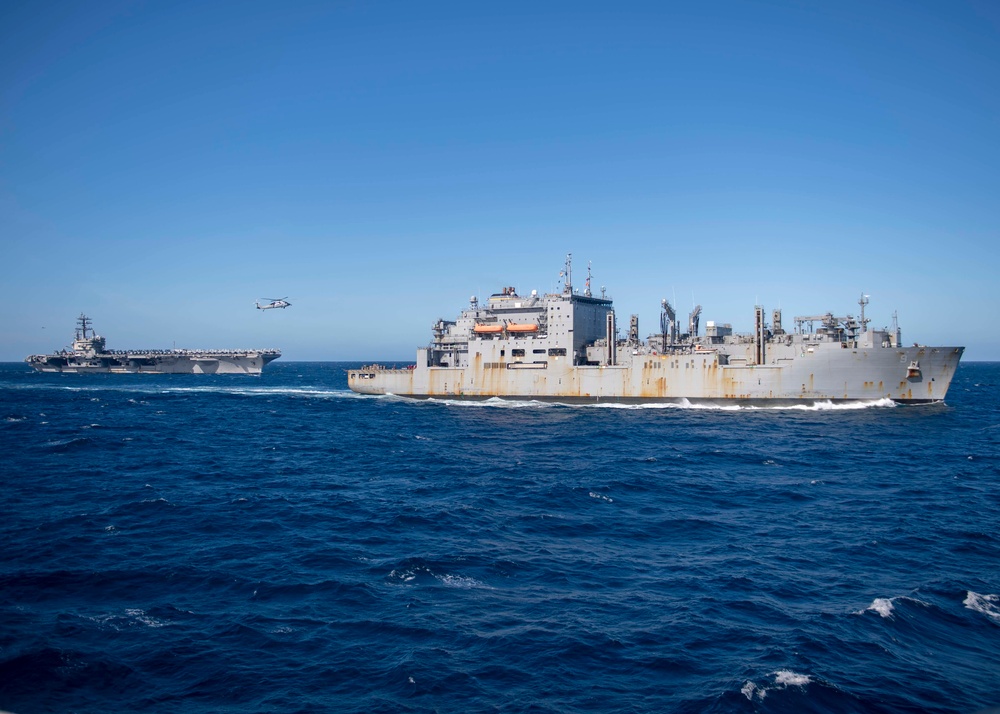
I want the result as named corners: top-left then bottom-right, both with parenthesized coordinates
top-left (41, 436), bottom-right (92, 451)
top-left (964, 591), bottom-right (1000, 622)
top-left (158, 386), bottom-right (361, 399)
top-left (3, 361), bottom-right (997, 713)
top-left (741, 670), bottom-right (813, 700)
top-left (11, 382), bottom-right (362, 400)
top-left (90, 608), bottom-right (168, 630)
top-left (854, 595), bottom-right (932, 619)
top-left (865, 597), bottom-right (895, 618)
top-left (438, 574), bottom-right (493, 590)
top-left (386, 562), bottom-right (493, 590)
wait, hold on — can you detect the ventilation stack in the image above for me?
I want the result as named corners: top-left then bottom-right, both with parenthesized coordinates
top-left (754, 306), bottom-right (766, 365)
top-left (606, 311), bottom-right (617, 365)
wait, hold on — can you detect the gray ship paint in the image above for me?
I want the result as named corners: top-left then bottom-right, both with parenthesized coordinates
top-left (349, 256), bottom-right (963, 404)
top-left (26, 314), bottom-right (280, 375)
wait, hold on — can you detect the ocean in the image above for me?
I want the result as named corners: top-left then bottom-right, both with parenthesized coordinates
top-left (1, 361), bottom-right (998, 713)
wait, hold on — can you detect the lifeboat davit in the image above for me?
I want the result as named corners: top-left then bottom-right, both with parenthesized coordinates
top-left (506, 323), bottom-right (539, 333)
top-left (474, 323), bottom-right (504, 334)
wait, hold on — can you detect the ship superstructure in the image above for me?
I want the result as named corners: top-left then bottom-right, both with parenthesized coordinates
top-left (348, 255), bottom-right (963, 404)
top-left (26, 314), bottom-right (280, 375)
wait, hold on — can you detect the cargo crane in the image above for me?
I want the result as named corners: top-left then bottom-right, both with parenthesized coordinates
top-left (660, 299), bottom-right (677, 351)
top-left (794, 313), bottom-right (844, 334)
top-left (688, 305), bottom-right (702, 338)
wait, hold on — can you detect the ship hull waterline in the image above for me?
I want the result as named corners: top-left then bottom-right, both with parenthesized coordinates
top-left (349, 345), bottom-right (963, 406)
top-left (28, 353), bottom-right (279, 375)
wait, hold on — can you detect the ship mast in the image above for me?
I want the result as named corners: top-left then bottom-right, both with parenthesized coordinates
top-left (858, 293), bottom-right (870, 333)
top-left (76, 313), bottom-right (91, 340)
top-left (562, 253), bottom-right (573, 295)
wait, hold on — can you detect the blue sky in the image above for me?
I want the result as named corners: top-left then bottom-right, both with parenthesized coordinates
top-left (2, 0), bottom-right (998, 361)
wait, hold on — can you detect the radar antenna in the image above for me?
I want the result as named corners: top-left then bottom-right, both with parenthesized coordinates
top-left (562, 253), bottom-right (573, 295)
top-left (76, 313), bottom-right (92, 340)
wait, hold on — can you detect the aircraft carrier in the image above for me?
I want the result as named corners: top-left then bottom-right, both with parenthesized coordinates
top-left (26, 314), bottom-right (281, 375)
top-left (348, 256), bottom-right (964, 405)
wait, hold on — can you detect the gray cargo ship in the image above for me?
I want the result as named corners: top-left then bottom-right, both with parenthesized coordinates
top-left (26, 314), bottom-right (280, 375)
top-left (348, 255), bottom-right (963, 404)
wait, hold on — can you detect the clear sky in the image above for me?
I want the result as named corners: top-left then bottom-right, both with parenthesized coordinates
top-left (2, 0), bottom-right (998, 361)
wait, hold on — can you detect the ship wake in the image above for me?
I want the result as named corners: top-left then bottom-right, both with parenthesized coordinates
top-left (420, 396), bottom-right (898, 411)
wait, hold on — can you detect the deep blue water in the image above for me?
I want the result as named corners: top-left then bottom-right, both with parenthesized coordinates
top-left (1, 361), bottom-right (998, 713)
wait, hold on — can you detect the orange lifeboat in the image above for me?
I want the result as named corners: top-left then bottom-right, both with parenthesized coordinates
top-left (506, 323), bottom-right (539, 333)
top-left (474, 323), bottom-right (504, 334)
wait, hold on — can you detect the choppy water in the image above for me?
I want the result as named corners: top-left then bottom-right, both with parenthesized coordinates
top-left (1, 361), bottom-right (998, 713)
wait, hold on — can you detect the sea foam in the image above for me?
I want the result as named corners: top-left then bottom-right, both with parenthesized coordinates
top-left (964, 592), bottom-right (1000, 622)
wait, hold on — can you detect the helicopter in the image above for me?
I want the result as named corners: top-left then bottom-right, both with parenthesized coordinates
top-left (255, 297), bottom-right (292, 310)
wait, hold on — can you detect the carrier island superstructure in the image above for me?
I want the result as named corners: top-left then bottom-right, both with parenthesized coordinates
top-left (348, 256), bottom-right (963, 404)
top-left (26, 314), bottom-right (281, 375)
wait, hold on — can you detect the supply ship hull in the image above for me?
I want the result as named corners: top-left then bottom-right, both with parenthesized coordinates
top-left (26, 315), bottom-right (280, 375)
top-left (348, 257), bottom-right (963, 405)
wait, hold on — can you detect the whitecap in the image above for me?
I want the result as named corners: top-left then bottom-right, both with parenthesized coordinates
top-left (740, 681), bottom-right (762, 700)
top-left (964, 591), bottom-right (1000, 622)
top-left (739, 671), bottom-right (811, 702)
top-left (388, 568), bottom-right (418, 583)
top-left (866, 597), bottom-right (895, 618)
top-left (854, 595), bottom-right (930, 617)
top-left (93, 608), bottom-right (166, 630)
top-left (438, 573), bottom-right (492, 589)
top-left (124, 608), bottom-right (166, 628)
top-left (774, 670), bottom-right (811, 687)
top-left (589, 492), bottom-right (614, 503)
